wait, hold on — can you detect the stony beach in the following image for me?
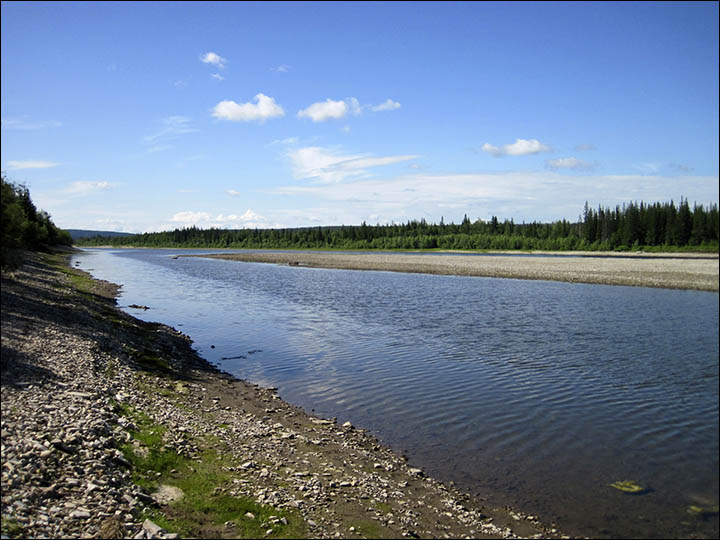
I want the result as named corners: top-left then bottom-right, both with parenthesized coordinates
top-left (1, 251), bottom-right (570, 539)
top-left (195, 251), bottom-right (719, 292)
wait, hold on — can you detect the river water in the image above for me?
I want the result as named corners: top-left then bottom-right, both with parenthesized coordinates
top-left (72, 248), bottom-right (719, 539)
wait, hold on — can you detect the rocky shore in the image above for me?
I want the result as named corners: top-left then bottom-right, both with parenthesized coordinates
top-left (1, 251), bottom-right (570, 539)
top-left (193, 251), bottom-right (719, 292)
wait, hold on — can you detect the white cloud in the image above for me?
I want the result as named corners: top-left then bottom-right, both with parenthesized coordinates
top-left (211, 73), bottom-right (224, 81)
top-left (7, 160), bottom-right (61, 170)
top-left (370, 99), bottom-right (401, 112)
top-left (347, 97), bottom-right (362, 116)
top-left (288, 146), bottom-right (420, 183)
top-left (297, 99), bottom-right (348, 122)
top-left (169, 208), bottom-right (273, 229)
top-left (297, 97), bottom-right (401, 122)
top-left (482, 138), bottom-right (552, 156)
top-left (65, 181), bottom-right (113, 195)
top-left (201, 52), bottom-right (227, 69)
top-left (212, 94), bottom-right (285, 123)
top-left (171, 211), bottom-right (209, 223)
top-left (1, 117), bottom-right (62, 130)
top-left (94, 218), bottom-right (127, 230)
top-left (227, 189), bottom-right (242, 196)
top-left (271, 64), bottom-right (290, 72)
top-left (546, 157), bottom-right (594, 170)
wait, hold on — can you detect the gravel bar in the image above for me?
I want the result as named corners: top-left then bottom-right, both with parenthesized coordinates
top-left (195, 251), bottom-right (719, 292)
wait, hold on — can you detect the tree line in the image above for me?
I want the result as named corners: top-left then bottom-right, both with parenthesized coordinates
top-left (1, 175), bottom-right (73, 266)
top-left (77, 198), bottom-right (718, 252)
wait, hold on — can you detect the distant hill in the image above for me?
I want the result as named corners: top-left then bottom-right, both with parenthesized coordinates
top-left (66, 229), bottom-right (134, 240)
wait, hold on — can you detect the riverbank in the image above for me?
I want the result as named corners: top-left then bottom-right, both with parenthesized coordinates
top-left (192, 251), bottom-right (719, 292)
top-left (1, 251), bottom-right (569, 539)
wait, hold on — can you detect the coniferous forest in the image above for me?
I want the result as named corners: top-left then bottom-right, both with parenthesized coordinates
top-left (77, 198), bottom-right (719, 252)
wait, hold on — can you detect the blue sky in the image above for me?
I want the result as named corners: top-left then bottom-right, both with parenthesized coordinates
top-left (2, 1), bottom-right (718, 233)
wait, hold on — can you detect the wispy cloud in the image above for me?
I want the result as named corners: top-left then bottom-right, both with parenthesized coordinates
top-left (268, 136), bottom-right (299, 146)
top-left (546, 157), bottom-right (594, 171)
top-left (272, 171), bottom-right (720, 224)
top-left (271, 64), bottom-right (290, 73)
top-left (634, 162), bottom-right (660, 175)
top-left (65, 181), bottom-right (113, 195)
top-left (2, 117), bottom-right (62, 130)
top-left (288, 146), bottom-right (420, 183)
top-left (575, 143), bottom-right (596, 151)
top-left (201, 52), bottom-right (227, 69)
top-left (297, 97), bottom-right (401, 122)
top-left (212, 94), bottom-right (285, 123)
top-left (144, 116), bottom-right (198, 145)
top-left (669, 162), bottom-right (694, 173)
top-left (370, 99), bottom-right (401, 112)
top-left (211, 73), bottom-right (224, 81)
top-left (7, 160), bottom-right (61, 170)
top-left (147, 144), bottom-right (172, 153)
top-left (482, 138), bottom-right (552, 157)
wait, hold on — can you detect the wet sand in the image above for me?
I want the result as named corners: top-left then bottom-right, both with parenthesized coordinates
top-left (193, 251), bottom-right (719, 292)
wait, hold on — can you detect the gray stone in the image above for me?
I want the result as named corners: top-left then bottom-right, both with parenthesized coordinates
top-left (142, 518), bottom-right (165, 535)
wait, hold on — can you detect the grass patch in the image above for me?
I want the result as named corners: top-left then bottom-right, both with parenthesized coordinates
top-left (0, 517), bottom-right (24, 539)
top-left (137, 352), bottom-right (171, 373)
top-left (104, 358), bottom-right (118, 378)
top-left (113, 401), bottom-right (306, 538)
top-left (122, 343), bottom-right (172, 375)
top-left (43, 253), bottom-right (97, 295)
top-left (135, 374), bottom-right (175, 398)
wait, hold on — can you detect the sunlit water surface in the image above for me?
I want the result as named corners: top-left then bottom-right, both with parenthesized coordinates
top-left (72, 248), bottom-right (719, 539)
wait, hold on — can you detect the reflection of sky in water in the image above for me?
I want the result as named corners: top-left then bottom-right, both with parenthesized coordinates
top-left (72, 248), bottom-right (719, 540)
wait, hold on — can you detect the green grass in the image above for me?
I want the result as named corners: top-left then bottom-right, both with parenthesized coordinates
top-left (104, 358), bottom-right (118, 378)
top-left (0, 517), bottom-right (24, 539)
top-left (112, 400), bottom-right (306, 538)
top-left (43, 253), bottom-right (98, 294)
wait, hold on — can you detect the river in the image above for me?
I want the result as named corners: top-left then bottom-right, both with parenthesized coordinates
top-left (71, 248), bottom-right (719, 539)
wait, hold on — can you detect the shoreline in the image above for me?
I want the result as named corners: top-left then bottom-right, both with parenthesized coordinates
top-left (1, 251), bottom-right (570, 539)
top-left (188, 250), bottom-right (720, 292)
